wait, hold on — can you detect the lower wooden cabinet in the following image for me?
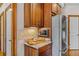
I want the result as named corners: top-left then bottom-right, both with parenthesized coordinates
top-left (39, 44), bottom-right (52, 56)
top-left (24, 43), bottom-right (52, 56)
top-left (24, 45), bottom-right (38, 56)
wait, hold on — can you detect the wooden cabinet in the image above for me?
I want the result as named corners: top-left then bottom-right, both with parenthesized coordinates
top-left (24, 45), bottom-right (38, 56)
top-left (52, 3), bottom-right (61, 15)
top-left (44, 3), bottom-right (52, 27)
top-left (52, 3), bottom-right (58, 14)
top-left (57, 5), bottom-right (61, 14)
top-left (31, 4), bottom-right (44, 27)
top-left (24, 3), bottom-right (44, 28)
top-left (24, 3), bottom-right (31, 27)
top-left (39, 43), bottom-right (52, 56)
top-left (44, 3), bottom-right (52, 38)
top-left (24, 3), bottom-right (61, 28)
top-left (24, 43), bottom-right (52, 56)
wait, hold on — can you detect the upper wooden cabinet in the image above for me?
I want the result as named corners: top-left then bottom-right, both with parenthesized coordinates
top-left (24, 3), bottom-right (44, 28)
top-left (31, 4), bottom-right (44, 27)
top-left (43, 3), bottom-right (52, 38)
top-left (24, 3), bottom-right (31, 27)
top-left (57, 4), bottom-right (61, 14)
top-left (52, 3), bottom-right (58, 14)
top-left (44, 3), bottom-right (52, 27)
top-left (52, 3), bottom-right (61, 15)
top-left (24, 3), bottom-right (62, 28)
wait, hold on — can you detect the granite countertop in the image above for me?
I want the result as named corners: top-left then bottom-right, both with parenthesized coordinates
top-left (24, 38), bottom-right (51, 49)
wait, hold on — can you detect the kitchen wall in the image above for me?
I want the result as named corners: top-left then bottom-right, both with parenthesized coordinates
top-left (17, 3), bottom-right (24, 56)
top-left (63, 3), bottom-right (79, 15)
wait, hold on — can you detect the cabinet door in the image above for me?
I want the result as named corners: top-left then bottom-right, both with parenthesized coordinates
top-left (30, 4), bottom-right (36, 26)
top-left (24, 45), bottom-right (30, 56)
top-left (57, 5), bottom-right (61, 14)
top-left (30, 48), bottom-right (38, 56)
top-left (39, 47), bottom-right (52, 56)
top-left (44, 3), bottom-right (52, 38)
top-left (52, 3), bottom-right (58, 14)
top-left (24, 3), bottom-right (44, 28)
top-left (24, 45), bottom-right (38, 56)
top-left (39, 44), bottom-right (52, 56)
top-left (31, 4), bottom-right (44, 27)
top-left (24, 3), bottom-right (31, 27)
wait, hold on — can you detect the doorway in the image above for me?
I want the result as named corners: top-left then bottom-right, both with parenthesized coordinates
top-left (5, 4), bottom-right (17, 56)
top-left (68, 15), bottom-right (79, 56)
top-left (0, 4), bottom-right (17, 56)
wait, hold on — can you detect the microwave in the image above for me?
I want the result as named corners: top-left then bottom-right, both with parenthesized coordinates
top-left (39, 28), bottom-right (49, 37)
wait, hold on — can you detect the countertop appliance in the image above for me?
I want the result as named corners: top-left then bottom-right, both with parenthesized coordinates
top-left (39, 28), bottom-right (49, 37)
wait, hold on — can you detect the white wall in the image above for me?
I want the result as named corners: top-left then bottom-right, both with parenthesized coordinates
top-left (17, 3), bottom-right (24, 56)
top-left (63, 3), bottom-right (79, 16)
